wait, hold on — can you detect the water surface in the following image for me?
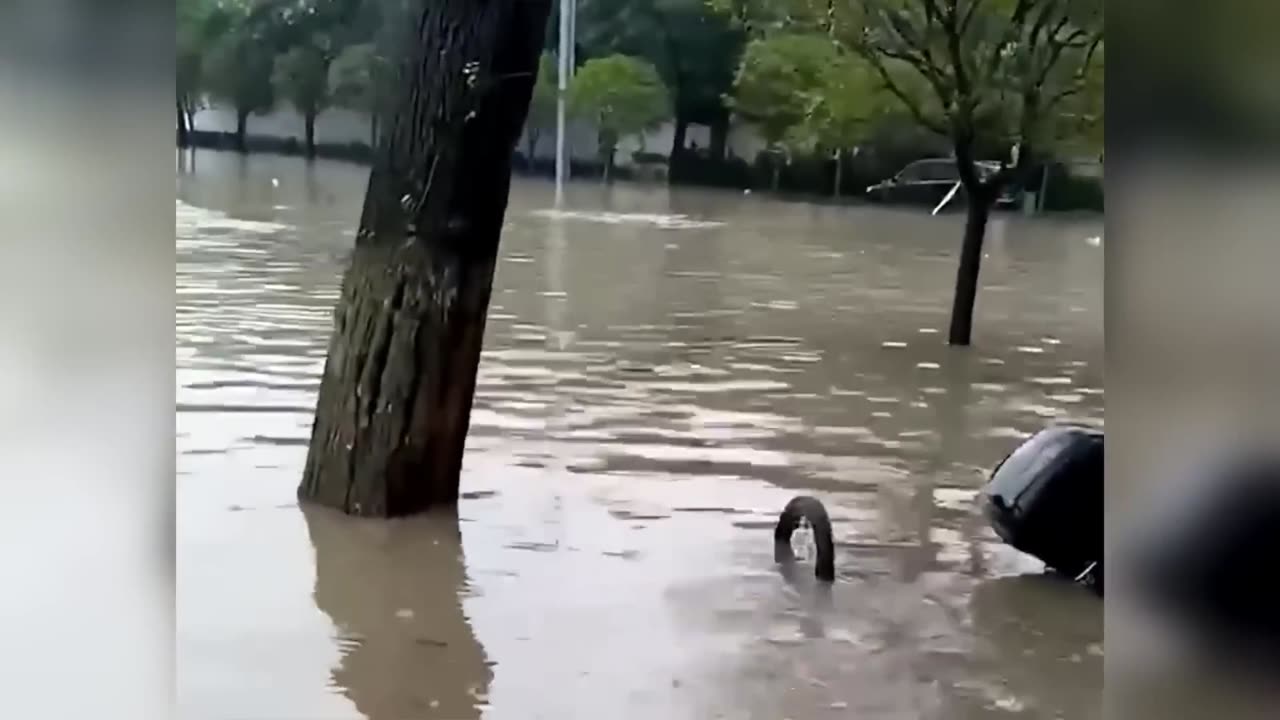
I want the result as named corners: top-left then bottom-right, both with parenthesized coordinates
top-left (177, 150), bottom-right (1103, 720)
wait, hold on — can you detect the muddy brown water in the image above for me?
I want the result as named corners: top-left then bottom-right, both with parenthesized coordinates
top-left (177, 150), bottom-right (1103, 720)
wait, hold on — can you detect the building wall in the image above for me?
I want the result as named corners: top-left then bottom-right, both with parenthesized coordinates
top-left (193, 102), bottom-right (769, 166)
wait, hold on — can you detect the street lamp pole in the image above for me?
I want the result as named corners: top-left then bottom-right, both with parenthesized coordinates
top-left (554, 0), bottom-right (574, 207)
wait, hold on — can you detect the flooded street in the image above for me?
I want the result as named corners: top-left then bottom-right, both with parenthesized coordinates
top-left (177, 150), bottom-right (1103, 719)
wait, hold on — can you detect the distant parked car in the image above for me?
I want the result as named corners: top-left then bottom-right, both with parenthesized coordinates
top-left (865, 158), bottom-right (1019, 210)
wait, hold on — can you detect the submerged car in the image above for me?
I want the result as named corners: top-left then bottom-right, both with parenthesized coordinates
top-left (866, 158), bottom-right (1019, 210)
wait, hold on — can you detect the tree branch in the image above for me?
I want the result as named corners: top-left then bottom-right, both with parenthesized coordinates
top-left (858, 48), bottom-right (949, 136)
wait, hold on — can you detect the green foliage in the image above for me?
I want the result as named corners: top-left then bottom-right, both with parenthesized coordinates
top-left (570, 54), bottom-right (670, 165)
top-left (273, 42), bottom-right (331, 117)
top-left (730, 34), bottom-right (832, 147)
top-left (177, 0), bottom-right (233, 112)
top-left (716, 0), bottom-right (1104, 169)
top-left (327, 42), bottom-right (394, 115)
top-left (578, 0), bottom-right (743, 124)
top-left (526, 53), bottom-right (560, 146)
top-left (202, 12), bottom-right (276, 119)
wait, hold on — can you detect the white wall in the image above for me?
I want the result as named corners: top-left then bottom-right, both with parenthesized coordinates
top-left (192, 103), bottom-right (377, 146)
top-left (193, 101), bottom-right (770, 166)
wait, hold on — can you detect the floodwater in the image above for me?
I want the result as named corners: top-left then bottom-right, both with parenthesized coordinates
top-left (177, 150), bottom-right (1103, 720)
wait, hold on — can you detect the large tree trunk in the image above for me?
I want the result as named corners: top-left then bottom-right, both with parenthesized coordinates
top-left (177, 100), bottom-right (190, 147)
top-left (235, 109), bottom-right (248, 153)
top-left (947, 188), bottom-right (992, 346)
top-left (299, 0), bottom-right (552, 517)
top-left (304, 112), bottom-right (317, 159)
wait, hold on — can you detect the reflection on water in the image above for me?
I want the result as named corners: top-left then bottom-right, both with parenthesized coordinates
top-left (177, 150), bottom-right (1103, 719)
top-left (306, 507), bottom-right (491, 720)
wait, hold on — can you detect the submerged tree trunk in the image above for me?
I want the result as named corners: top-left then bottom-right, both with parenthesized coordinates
top-left (947, 186), bottom-right (993, 346)
top-left (235, 109), bottom-right (249, 153)
top-left (304, 112), bottom-right (317, 158)
top-left (299, 0), bottom-right (552, 517)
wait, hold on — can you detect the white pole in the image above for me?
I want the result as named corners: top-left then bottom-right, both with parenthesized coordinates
top-left (555, 0), bottom-right (572, 208)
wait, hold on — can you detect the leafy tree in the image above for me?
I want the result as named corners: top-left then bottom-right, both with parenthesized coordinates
top-left (524, 52), bottom-right (560, 161)
top-left (569, 54), bottom-right (671, 182)
top-left (786, 49), bottom-right (887, 196)
top-left (328, 42), bottom-right (395, 148)
top-left (578, 0), bottom-right (744, 161)
top-left (177, 0), bottom-right (232, 145)
top-left (716, 0), bottom-right (1103, 346)
top-left (202, 14), bottom-right (277, 152)
top-left (273, 41), bottom-right (332, 156)
top-left (729, 33), bottom-right (834, 190)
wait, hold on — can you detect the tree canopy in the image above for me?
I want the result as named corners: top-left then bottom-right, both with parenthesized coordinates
top-left (570, 54), bottom-right (670, 176)
top-left (273, 41), bottom-right (332, 119)
top-left (716, 0), bottom-right (1103, 181)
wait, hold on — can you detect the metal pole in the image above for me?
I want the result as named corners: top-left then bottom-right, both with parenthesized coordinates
top-left (567, 0), bottom-right (576, 73)
top-left (555, 0), bottom-right (571, 207)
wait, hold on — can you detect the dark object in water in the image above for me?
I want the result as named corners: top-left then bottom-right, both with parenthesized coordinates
top-left (775, 495), bottom-right (836, 582)
top-left (983, 425), bottom-right (1103, 593)
top-left (1129, 454), bottom-right (1280, 666)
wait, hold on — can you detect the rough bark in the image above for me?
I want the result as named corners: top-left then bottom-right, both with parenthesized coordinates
top-left (947, 187), bottom-right (992, 347)
top-left (299, 0), bottom-right (552, 517)
top-left (304, 112), bottom-right (317, 158)
top-left (235, 109), bottom-right (249, 153)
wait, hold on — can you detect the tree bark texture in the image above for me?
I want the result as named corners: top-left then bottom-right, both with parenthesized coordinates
top-left (299, 0), bottom-right (552, 517)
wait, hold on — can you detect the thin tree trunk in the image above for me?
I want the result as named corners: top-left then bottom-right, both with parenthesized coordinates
top-left (235, 109), bottom-right (248, 153)
top-left (304, 112), bottom-right (317, 158)
top-left (670, 116), bottom-right (688, 161)
top-left (177, 100), bottom-right (189, 147)
top-left (525, 129), bottom-right (539, 163)
top-left (947, 190), bottom-right (992, 346)
top-left (299, 0), bottom-right (552, 517)
top-left (771, 158), bottom-right (781, 192)
top-left (708, 108), bottom-right (729, 160)
top-left (832, 150), bottom-right (843, 199)
top-left (370, 114), bottom-right (379, 151)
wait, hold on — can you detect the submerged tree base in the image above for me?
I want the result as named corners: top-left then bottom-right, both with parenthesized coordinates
top-left (299, 242), bottom-right (497, 517)
top-left (299, 0), bottom-right (552, 517)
